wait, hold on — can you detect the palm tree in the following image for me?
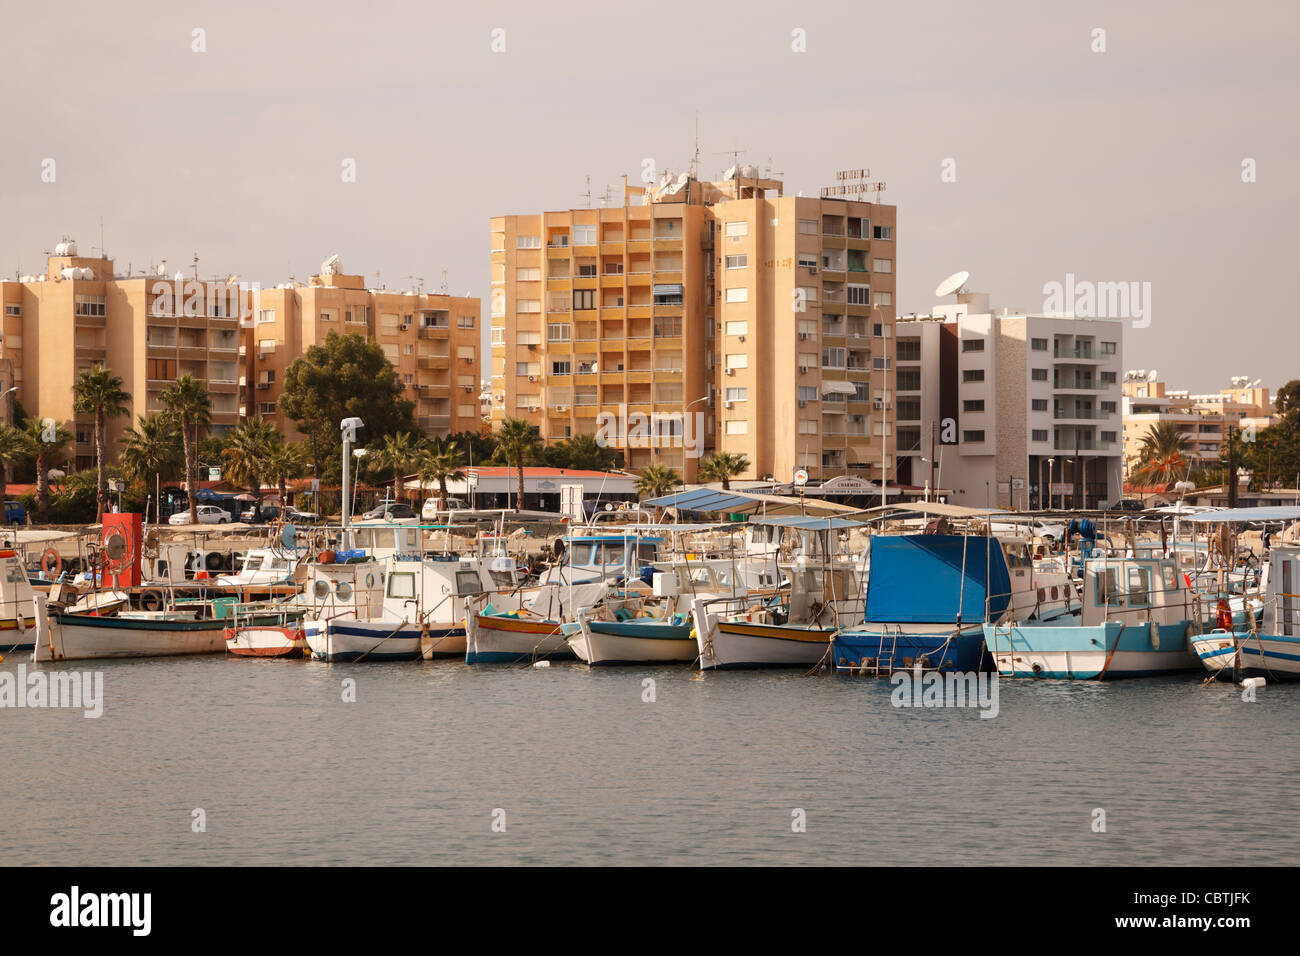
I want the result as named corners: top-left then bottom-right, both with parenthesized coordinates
top-left (160, 375), bottom-right (212, 524)
top-left (119, 414), bottom-right (182, 522)
top-left (634, 464), bottom-right (682, 500)
top-left (696, 451), bottom-right (751, 490)
top-left (1132, 421), bottom-right (1193, 486)
top-left (370, 431), bottom-right (421, 504)
top-left (261, 440), bottom-right (307, 511)
top-left (417, 437), bottom-right (465, 508)
top-left (22, 418), bottom-right (73, 523)
top-left (72, 365), bottom-right (132, 521)
top-left (495, 418), bottom-right (541, 509)
top-left (221, 418), bottom-right (279, 508)
top-left (0, 423), bottom-right (27, 507)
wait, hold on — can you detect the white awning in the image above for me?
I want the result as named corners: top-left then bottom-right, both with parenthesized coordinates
top-left (821, 380), bottom-right (857, 396)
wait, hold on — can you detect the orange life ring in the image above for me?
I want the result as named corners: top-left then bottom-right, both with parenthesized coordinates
top-left (40, 548), bottom-right (61, 577)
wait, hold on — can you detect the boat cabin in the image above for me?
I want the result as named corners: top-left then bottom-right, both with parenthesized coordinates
top-left (1080, 555), bottom-right (1191, 627)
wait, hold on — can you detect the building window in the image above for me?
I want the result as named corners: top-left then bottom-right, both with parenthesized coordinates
top-left (1101, 341), bottom-right (1117, 355)
top-left (1031, 429), bottom-right (1049, 442)
top-left (963, 430), bottom-right (985, 443)
top-left (897, 369), bottom-right (921, 391)
top-left (547, 323), bottom-right (570, 342)
top-left (724, 221), bottom-right (748, 237)
top-left (897, 340), bottom-right (920, 361)
top-left (346, 305), bottom-right (369, 324)
top-left (573, 289), bottom-right (597, 311)
top-left (873, 291), bottom-right (892, 306)
top-left (572, 225), bottom-right (597, 245)
top-left (726, 420), bottom-right (750, 435)
top-left (847, 285), bottom-right (871, 306)
top-left (961, 338), bottom-right (985, 352)
top-left (1031, 337), bottom-right (1048, 351)
top-left (1031, 368), bottom-right (1048, 381)
top-left (725, 321), bottom-right (748, 336)
top-left (517, 300), bottom-right (541, 313)
top-left (4, 305), bottom-right (20, 317)
top-left (1100, 371), bottom-right (1117, 383)
top-left (74, 295), bottom-right (106, 317)
top-left (724, 387), bottom-right (748, 402)
top-left (798, 386), bottom-right (818, 402)
top-left (725, 287), bottom-right (749, 303)
top-left (725, 353), bottom-right (749, 370)
top-left (517, 235), bottom-right (541, 249)
top-left (798, 219), bottom-right (818, 235)
top-left (872, 225), bottom-right (893, 240)
top-left (725, 254), bottom-right (747, 270)
top-left (963, 399), bottom-right (985, 412)
top-left (458, 315), bottom-right (475, 328)
top-left (822, 347), bottom-right (846, 369)
top-left (873, 356), bottom-right (892, 370)
top-left (872, 259), bottom-right (893, 274)
top-left (962, 369), bottom-right (985, 383)
top-left (1101, 430), bottom-right (1117, 442)
top-left (798, 253), bottom-right (817, 270)
top-left (1032, 398), bottom-right (1048, 411)
top-left (653, 284), bottom-right (684, 306)
top-left (1101, 401), bottom-right (1117, 413)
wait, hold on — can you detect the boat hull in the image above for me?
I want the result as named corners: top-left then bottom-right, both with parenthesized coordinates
top-left (570, 617), bottom-right (696, 666)
top-left (700, 617), bottom-right (834, 670)
top-left (303, 620), bottom-right (423, 662)
top-left (225, 625), bottom-right (307, 658)
top-left (1190, 631), bottom-right (1300, 681)
top-left (0, 617), bottom-right (37, 653)
top-left (36, 614), bottom-right (228, 661)
top-left (983, 620), bottom-right (1197, 679)
top-left (465, 612), bottom-right (572, 664)
top-left (833, 624), bottom-right (987, 675)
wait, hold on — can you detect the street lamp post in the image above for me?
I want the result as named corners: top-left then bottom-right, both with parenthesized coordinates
top-left (1047, 457), bottom-right (1056, 511)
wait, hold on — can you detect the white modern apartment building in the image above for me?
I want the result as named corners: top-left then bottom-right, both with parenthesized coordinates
top-left (896, 289), bottom-right (1124, 509)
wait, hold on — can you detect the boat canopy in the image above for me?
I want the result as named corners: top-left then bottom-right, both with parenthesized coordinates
top-left (1183, 506), bottom-right (1300, 524)
top-left (748, 516), bottom-right (866, 530)
top-left (864, 535), bottom-right (1012, 624)
top-left (855, 501), bottom-right (1008, 520)
top-left (641, 487), bottom-right (857, 516)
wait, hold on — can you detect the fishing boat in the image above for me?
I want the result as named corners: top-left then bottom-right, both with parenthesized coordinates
top-left (0, 548), bottom-right (39, 653)
top-left (836, 533), bottom-right (1074, 675)
top-left (1190, 543), bottom-right (1300, 681)
top-left (983, 550), bottom-right (1198, 679)
top-left (466, 580), bottom-right (611, 664)
top-left (565, 578), bottom-right (697, 665)
top-left (298, 552), bottom-right (409, 661)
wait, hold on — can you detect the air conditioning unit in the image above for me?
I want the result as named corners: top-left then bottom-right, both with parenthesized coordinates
top-left (726, 368), bottom-right (735, 376)
top-left (809, 266), bottom-right (818, 274)
top-left (873, 400), bottom-right (883, 409)
top-left (799, 366), bottom-right (809, 374)
top-left (799, 332), bottom-right (809, 340)
top-left (723, 400), bottom-right (733, 409)
top-left (798, 400), bottom-right (807, 408)
top-left (256, 381), bottom-right (270, 390)
top-left (738, 335), bottom-right (745, 342)
top-left (463, 357), bottom-right (473, 363)
top-left (527, 343), bottom-right (537, 349)
top-left (557, 405), bottom-right (568, 412)
top-left (463, 385), bottom-right (473, 392)
top-left (529, 405), bottom-right (539, 412)
top-left (527, 375), bottom-right (536, 382)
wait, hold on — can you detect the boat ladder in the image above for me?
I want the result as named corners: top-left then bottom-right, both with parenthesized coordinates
top-left (867, 625), bottom-right (899, 677)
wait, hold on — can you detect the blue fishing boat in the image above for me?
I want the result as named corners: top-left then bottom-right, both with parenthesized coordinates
top-left (834, 534), bottom-right (1072, 675)
top-left (983, 552), bottom-right (1197, 679)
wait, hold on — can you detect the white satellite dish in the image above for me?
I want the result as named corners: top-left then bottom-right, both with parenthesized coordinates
top-left (934, 270), bottom-right (970, 297)
top-left (1147, 369), bottom-right (1158, 382)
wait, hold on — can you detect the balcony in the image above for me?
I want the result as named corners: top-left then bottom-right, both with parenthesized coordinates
top-left (1053, 439), bottom-right (1115, 452)
top-left (1052, 408), bottom-right (1111, 420)
top-left (418, 325), bottom-right (449, 339)
top-left (417, 355), bottom-right (450, 370)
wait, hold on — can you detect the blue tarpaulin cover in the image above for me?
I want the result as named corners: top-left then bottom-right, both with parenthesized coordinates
top-left (863, 535), bottom-right (1011, 624)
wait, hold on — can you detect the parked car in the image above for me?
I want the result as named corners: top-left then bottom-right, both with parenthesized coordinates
top-left (168, 504), bottom-right (231, 525)
top-left (239, 504), bottom-right (320, 524)
top-left (3, 500), bottom-right (25, 526)
top-left (362, 501), bottom-right (415, 520)
top-left (1107, 499), bottom-right (1146, 513)
top-left (420, 497), bottom-right (468, 520)
top-left (283, 508), bottom-right (320, 524)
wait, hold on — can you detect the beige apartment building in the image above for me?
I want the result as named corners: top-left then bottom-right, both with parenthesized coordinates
top-left (0, 241), bottom-right (247, 471)
top-left (1122, 374), bottom-right (1275, 475)
top-left (248, 258), bottom-right (481, 440)
top-left (0, 244), bottom-right (480, 470)
top-left (489, 168), bottom-right (897, 483)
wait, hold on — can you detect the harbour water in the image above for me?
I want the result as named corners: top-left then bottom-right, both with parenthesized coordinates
top-left (2, 656), bottom-right (1296, 866)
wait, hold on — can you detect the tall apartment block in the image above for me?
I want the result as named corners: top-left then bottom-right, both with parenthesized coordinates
top-left (0, 240), bottom-right (247, 470)
top-left (1122, 374), bottom-right (1275, 476)
top-left (248, 258), bottom-right (481, 441)
top-left (896, 289), bottom-right (1125, 509)
top-left (489, 169), bottom-right (897, 483)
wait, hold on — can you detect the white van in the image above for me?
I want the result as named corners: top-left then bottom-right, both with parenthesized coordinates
top-left (421, 497), bottom-right (469, 520)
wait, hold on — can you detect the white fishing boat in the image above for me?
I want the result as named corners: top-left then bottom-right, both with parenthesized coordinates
top-left (0, 547), bottom-right (41, 653)
top-left (1191, 542), bottom-right (1300, 681)
top-left (466, 580), bottom-right (610, 664)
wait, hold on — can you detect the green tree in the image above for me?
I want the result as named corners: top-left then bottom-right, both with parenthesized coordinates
top-left (22, 418), bottom-right (73, 523)
top-left (634, 464), bottom-right (682, 500)
top-left (71, 365), bottom-right (132, 521)
top-left (1131, 421), bottom-right (1193, 486)
top-left (221, 418), bottom-right (280, 508)
top-left (278, 332), bottom-right (415, 477)
top-left (495, 418), bottom-right (541, 509)
top-left (261, 439), bottom-right (307, 510)
top-left (417, 437), bottom-right (465, 508)
top-left (119, 414), bottom-right (183, 521)
top-left (696, 451), bottom-right (750, 490)
top-left (540, 433), bottom-right (623, 471)
top-left (160, 375), bottom-right (212, 524)
top-left (0, 423), bottom-right (27, 509)
top-left (369, 430), bottom-right (421, 504)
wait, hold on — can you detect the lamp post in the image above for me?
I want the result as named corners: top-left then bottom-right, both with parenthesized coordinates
top-left (340, 417), bottom-right (363, 531)
top-left (1047, 457), bottom-right (1056, 511)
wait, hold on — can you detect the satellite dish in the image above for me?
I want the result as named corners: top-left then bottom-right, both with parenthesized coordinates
top-left (1147, 369), bottom-right (1158, 381)
top-left (280, 523), bottom-right (298, 550)
top-left (934, 270), bottom-right (970, 297)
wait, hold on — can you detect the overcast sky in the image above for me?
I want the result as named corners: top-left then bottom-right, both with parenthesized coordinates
top-left (2, 0), bottom-right (1296, 392)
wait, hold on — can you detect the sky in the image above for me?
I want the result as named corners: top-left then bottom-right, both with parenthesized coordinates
top-left (2, 0), bottom-right (1297, 392)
